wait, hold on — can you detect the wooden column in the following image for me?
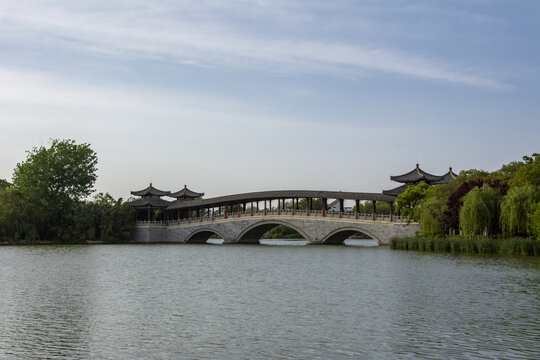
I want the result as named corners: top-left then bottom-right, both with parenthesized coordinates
top-left (264, 200), bottom-right (267, 215)
top-left (339, 199), bottom-right (343, 218)
top-left (251, 201), bottom-right (254, 216)
top-left (200, 208), bottom-right (203, 222)
top-left (147, 208), bottom-right (151, 222)
top-left (372, 201), bottom-right (376, 221)
top-left (278, 199), bottom-right (281, 215)
top-left (238, 202), bottom-right (241, 217)
top-left (355, 199), bottom-right (359, 220)
top-left (212, 208), bottom-right (215, 221)
top-left (306, 198), bottom-right (310, 216)
top-left (322, 198), bottom-right (327, 217)
top-left (389, 202), bottom-right (393, 222)
top-left (292, 198), bottom-right (295, 215)
top-left (224, 205), bottom-right (228, 219)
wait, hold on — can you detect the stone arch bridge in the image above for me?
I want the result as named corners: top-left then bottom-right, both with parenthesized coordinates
top-left (132, 189), bottom-right (419, 245)
top-left (135, 214), bottom-right (418, 245)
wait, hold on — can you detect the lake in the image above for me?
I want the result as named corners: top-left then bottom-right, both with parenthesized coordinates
top-left (0, 243), bottom-right (538, 359)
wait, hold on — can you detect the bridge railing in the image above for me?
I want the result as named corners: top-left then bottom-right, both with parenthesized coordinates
top-left (140, 208), bottom-right (409, 226)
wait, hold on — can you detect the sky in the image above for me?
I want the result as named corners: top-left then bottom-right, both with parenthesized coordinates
top-left (0, 0), bottom-right (538, 199)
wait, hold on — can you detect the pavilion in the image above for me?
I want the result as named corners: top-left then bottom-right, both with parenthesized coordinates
top-left (130, 183), bottom-right (171, 221)
top-left (383, 164), bottom-right (457, 196)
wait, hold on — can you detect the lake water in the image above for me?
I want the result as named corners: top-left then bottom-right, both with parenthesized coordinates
top-left (0, 243), bottom-right (539, 359)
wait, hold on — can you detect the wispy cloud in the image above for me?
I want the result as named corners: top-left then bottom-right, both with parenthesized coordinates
top-left (0, 1), bottom-right (509, 90)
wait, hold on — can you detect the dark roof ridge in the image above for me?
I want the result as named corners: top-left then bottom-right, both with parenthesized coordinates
top-left (166, 190), bottom-right (396, 210)
top-left (170, 184), bottom-right (205, 199)
top-left (131, 183), bottom-right (171, 197)
top-left (390, 164), bottom-right (444, 184)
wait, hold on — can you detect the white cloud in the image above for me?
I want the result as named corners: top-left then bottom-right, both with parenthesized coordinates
top-left (0, 64), bottom-right (412, 197)
top-left (0, 1), bottom-right (508, 90)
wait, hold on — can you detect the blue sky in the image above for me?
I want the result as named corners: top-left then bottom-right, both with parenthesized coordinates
top-left (0, 0), bottom-right (538, 199)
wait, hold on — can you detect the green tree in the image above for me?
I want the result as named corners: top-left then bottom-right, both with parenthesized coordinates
top-left (531, 203), bottom-right (540, 241)
top-left (500, 185), bottom-right (540, 236)
top-left (459, 184), bottom-right (500, 237)
top-left (509, 154), bottom-right (540, 187)
top-left (297, 198), bottom-right (322, 210)
top-left (395, 181), bottom-right (430, 221)
top-left (0, 188), bottom-right (39, 243)
top-left (417, 181), bottom-right (460, 236)
top-left (0, 179), bottom-right (11, 190)
top-left (491, 161), bottom-right (526, 183)
top-left (360, 201), bottom-right (391, 215)
top-left (12, 139), bottom-right (98, 241)
top-left (418, 196), bottom-right (446, 236)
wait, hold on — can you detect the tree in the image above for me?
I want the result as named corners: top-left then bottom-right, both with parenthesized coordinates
top-left (0, 179), bottom-right (11, 190)
top-left (296, 198), bottom-right (322, 211)
top-left (491, 161), bottom-right (526, 183)
top-left (418, 196), bottom-right (446, 236)
top-left (11, 139), bottom-right (98, 241)
top-left (444, 179), bottom-right (508, 232)
top-left (395, 181), bottom-right (430, 221)
top-left (360, 201), bottom-right (391, 215)
top-left (500, 185), bottom-right (540, 236)
top-left (531, 204), bottom-right (540, 241)
top-left (0, 188), bottom-right (39, 243)
top-left (459, 184), bottom-right (500, 237)
top-left (509, 154), bottom-right (540, 187)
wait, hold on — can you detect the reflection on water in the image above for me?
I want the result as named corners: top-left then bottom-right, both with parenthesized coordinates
top-left (206, 238), bottom-right (379, 246)
top-left (0, 245), bottom-right (538, 359)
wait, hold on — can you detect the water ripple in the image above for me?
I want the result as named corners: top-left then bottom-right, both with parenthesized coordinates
top-left (0, 245), bottom-right (538, 359)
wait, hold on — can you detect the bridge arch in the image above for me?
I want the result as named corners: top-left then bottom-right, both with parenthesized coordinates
top-left (236, 219), bottom-right (312, 244)
top-left (321, 226), bottom-right (381, 245)
top-left (185, 228), bottom-right (227, 244)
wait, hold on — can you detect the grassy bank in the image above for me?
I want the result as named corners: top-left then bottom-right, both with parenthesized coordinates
top-left (390, 236), bottom-right (540, 256)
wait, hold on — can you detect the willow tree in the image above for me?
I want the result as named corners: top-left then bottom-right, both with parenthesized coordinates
top-left (459, 185), bottom-right (499, 237)
top-left (418, 196), bottom-right (446, 236)
top-left (500, 185), bottom-right (540, 236)
top-left (531, 205), bottom-right (540, 241)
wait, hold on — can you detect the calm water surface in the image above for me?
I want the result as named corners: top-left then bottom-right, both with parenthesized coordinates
top-left (0, 243), bottom-right (538, 359)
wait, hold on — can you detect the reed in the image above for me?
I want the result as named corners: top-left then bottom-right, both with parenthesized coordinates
top-left (390, 236), bottom-right (539, 256)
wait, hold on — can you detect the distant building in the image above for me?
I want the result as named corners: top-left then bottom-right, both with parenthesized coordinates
top-left (383, 164), bottom-right (457, 197)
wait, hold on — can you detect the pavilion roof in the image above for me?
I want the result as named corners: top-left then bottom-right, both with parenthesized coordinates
top-left (390, 164), bottom-right (444, 184)
top-left (169, 185), bottom-right (204, 200)
top-left (431, 167), bottom-right (458, 185)
top-left (166, 190), bottom-right (396, 210)
top-left (131, 183), bottom-right (170, 197)
top-left (129, 197), bottom-right (171, 209)
top-left (382, 184), bottom-right (409, 197)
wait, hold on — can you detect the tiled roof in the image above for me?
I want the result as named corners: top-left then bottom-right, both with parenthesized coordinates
top-left (169, 185), bottom-right (204, 199)
top-left (390, 164), bottom-right (444, 184)
top-left (431, 167), bottom-right (458, 185)
top-left (382, 184), bottom-right (409, 196)
top-left (129, 197), bottom-right (171, 208)
top-left (131, 183), bottom-right (170, 197)
top-left (166, 190), bottom-right (396, 210)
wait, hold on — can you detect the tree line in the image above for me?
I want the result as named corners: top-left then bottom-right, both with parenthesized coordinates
top-left (0, 139), bottom-right (134, 244)
top-left (395, 153), bottom-right (540, 240)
